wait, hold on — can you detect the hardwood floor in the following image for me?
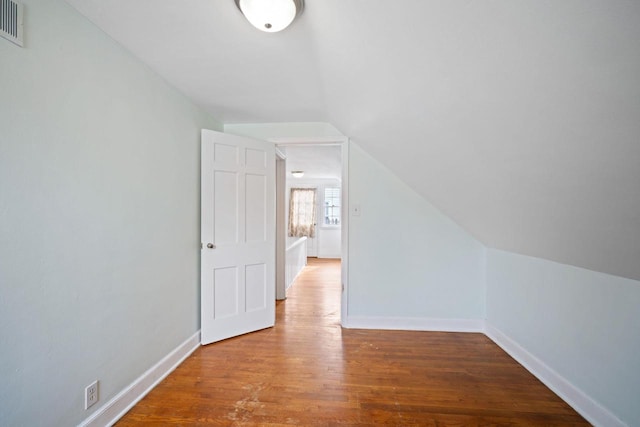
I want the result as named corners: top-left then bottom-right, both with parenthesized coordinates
top-left (117, 258), bottom-right (588, 426)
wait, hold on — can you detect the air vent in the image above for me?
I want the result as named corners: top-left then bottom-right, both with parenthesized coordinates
top-left (0, 0), bottom-right (23, 47)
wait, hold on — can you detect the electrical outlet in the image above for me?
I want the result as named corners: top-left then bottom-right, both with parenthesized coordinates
top-left (84, 380), bottom-right (99, 410)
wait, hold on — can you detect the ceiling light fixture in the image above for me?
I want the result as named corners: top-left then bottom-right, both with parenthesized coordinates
top-left (291, 170), bottom-right (304, 178)
top-left (235, 0), bottom-right (304, 33)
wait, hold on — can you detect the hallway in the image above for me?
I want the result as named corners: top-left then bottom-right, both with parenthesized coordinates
top-left (117, 258), bottom-right (587, 426)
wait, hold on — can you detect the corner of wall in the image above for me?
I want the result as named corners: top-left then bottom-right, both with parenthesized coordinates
top-left (484, 249), bottom-right (638, 427)
top-left (484, 323), bottom-right (626, 427)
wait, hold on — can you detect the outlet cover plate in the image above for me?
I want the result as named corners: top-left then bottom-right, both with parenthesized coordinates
top-left (84, 380), bottom-right (99, 410)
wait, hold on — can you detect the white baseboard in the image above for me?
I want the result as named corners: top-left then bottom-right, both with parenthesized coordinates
top-left (78, 330), bottom-right (201, 427)
top-left (485, 323), bottom-right (626, 427)
top-left (343, 315), bottom-right (484, 333)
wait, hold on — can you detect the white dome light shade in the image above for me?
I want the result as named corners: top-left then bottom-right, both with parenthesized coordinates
top-left (235, 0), bottom-right (303, 33)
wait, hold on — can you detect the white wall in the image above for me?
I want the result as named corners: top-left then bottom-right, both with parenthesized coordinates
top-left (318, 228), bottom-right (341, 259)
top-left (286, 178), bottom-right (342, 259)
top-left (486, 249), bottom-right (640, 426)
top-left (225, 122), bottom-right (344, 140)
top-left (0, 1), bottom-right (221, 425)
top-left (346, 143), bottom-right (486, 325)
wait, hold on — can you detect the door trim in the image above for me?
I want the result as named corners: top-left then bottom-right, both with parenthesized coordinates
top-left (275, 150), bottom-right (286, 300)
top-left (271, 137), bottom-right (349, 326)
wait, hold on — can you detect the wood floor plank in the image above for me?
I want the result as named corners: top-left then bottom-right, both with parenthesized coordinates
top-left (116, 258), bottom-right (588, 426)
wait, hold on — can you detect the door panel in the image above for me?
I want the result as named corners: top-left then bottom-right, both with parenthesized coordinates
top-left (213, 267), bottom-right (239, 319)
top-left (214, 171), bottom-right (238, 245)
top-left (245, 174), bottom-right (266, 242)
top-left (245, 263), bottom-right (267, 312)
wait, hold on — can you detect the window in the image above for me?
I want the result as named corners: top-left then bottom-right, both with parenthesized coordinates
top-left (288, 188), bottom-right (317, 237)
top-left (323, 187), bottom-right (341, 226)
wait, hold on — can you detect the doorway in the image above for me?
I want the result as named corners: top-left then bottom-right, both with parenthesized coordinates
top-left (273, 139), bottom-right (349, 325)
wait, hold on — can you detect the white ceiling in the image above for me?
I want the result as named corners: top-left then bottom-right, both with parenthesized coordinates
top-left (281, 145), bottom-right (342, 181)
top-left (66, 0), bottom-right (640, 281)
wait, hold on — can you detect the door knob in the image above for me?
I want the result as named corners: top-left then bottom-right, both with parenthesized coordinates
top-left (207, 243), bottom-right (215, 249)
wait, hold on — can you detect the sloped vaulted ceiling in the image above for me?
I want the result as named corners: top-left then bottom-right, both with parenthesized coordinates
top-left (66, 0), bottom-right (640, 281)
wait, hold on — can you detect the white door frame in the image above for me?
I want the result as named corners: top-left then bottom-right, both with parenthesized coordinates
top-left (270, 137), bottom-right (349, 326)
top-left (275, 148), bottom-right (287, 300)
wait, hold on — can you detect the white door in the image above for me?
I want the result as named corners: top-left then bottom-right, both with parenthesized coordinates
top-left (306, 235), bottom-right (317, 257)
top-left (201, 129), bottom-right (275, 345)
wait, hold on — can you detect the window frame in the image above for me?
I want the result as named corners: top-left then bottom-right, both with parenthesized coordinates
top-left (321, 185), bottom-right (341, 228)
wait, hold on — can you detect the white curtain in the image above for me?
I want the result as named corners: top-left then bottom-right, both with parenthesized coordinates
top-left (288, 188), bottom-right (316, 238)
